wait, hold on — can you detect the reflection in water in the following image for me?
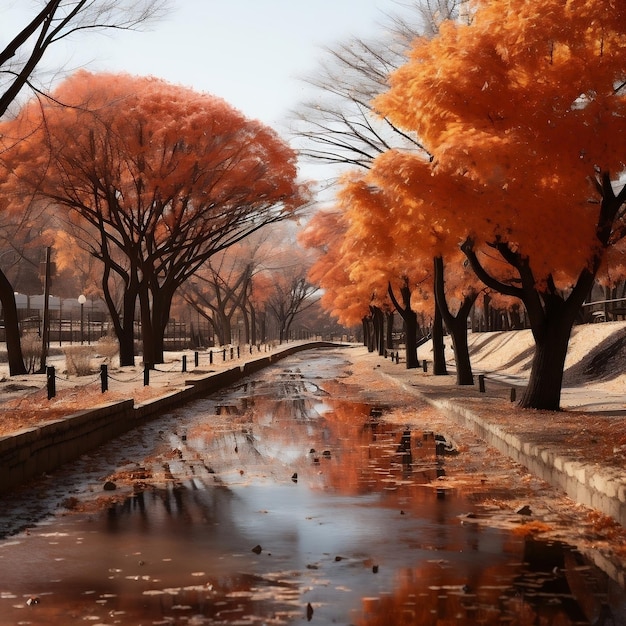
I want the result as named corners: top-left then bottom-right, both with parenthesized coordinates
top-left (0, 350), bottom-right (624, 625)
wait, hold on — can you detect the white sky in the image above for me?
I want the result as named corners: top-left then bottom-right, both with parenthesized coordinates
top-left (20, 0), bottom-right (412, 128)
top-left (4, 0), bottom-right (416, 186)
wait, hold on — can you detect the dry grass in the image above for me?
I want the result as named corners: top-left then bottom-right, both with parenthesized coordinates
top-left (0, 382), bottom-right (177, 436)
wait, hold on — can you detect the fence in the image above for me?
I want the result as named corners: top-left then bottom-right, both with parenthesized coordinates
top-left (35, 342), bottom-right (279, 400)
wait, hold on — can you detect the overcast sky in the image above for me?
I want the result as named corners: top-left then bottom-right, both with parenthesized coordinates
top-left (89, 0), bottom-right (411, 127)
top-left (4, 1), bottom-right (416, 186)
top-left (10, 0), bottom-right (413, 129)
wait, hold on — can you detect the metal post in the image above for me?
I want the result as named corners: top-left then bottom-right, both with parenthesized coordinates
top-left (78, 294), bottom-right (86, 345)
top-left (194, 351), bottom-right (199, 367)
top-left (46, 366), bottom-right (56, 400)
top-left (144, 365), bottom-right (150, 386)
top-left (182, 355), bottom-right (187, 373)
top-left (100, 364), bottom-right (108, 393)
top-left (39, 247), bottom-right (52, 373)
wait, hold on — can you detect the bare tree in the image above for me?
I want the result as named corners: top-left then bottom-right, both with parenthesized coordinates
top-left (0, 0), bottom-right (168, 374)
top-left (0, 1), bottom-right (168, 118)
top-left (268, 274), bottom-right (318, 344)
top-left (291, 1), bottom-right (470, 171)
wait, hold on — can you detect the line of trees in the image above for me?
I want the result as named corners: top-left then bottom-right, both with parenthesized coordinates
top-left (297, 0), bottom-right (626, 411)
top-left (0, 0), bottom-right (169, 374)
top-left (0, 1), bottom-right (312, 373)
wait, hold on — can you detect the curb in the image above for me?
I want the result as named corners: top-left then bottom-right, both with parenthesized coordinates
top-left (0, 341), bottom-right (340, 495)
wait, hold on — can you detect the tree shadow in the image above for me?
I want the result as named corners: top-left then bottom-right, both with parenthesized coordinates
top-left (563, 327), bottom-right (626, 385)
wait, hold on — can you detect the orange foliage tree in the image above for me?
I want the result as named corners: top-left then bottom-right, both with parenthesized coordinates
top-left (0, 1), bottom-right (165, 374)
top-left (334, 180), bottom-right (429, 368)
top-left (370, 0), bottom-right (626, 410)
top-left (180, 232), bottom-right (276, 347)
top-left (337, 172), bottom-right (487, 382)
top-left (1, 71), bottom-right (307, 365)
top-left (299, 209), bottom-right (374, 341)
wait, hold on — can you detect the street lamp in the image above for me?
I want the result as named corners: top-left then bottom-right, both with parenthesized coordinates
top-left (78, 294), bottom-right (86, 344)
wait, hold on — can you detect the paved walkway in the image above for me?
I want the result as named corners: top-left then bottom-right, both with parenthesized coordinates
top-left (359, 347), bottom-right (626, 535)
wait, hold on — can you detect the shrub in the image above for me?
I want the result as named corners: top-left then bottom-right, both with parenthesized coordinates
top-left (96, 335), bottom-right (119, 363)
top-left (63, 345), bottom-right (94, 376)
top-left (21, 330), bottom-right (42, 373)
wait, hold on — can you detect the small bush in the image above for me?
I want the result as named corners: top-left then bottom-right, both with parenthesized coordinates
top-left (63, 345), bottom-right (94, 376)
top-left (21, 330), bottom-right (42, 374)
top-left (96, 335), bottom-right (119, 363)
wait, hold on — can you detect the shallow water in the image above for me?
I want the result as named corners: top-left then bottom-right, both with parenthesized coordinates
top-left (0, 349), bottom-right (624, 624)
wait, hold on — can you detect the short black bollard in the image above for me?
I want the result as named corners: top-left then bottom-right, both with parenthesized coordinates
top-left (46, 366), bottom-right (56, 400)
top-left (144, 365), bottom-right (150, 386)
top-left (182, 355), bottom-right (187, 373)
top-left (194, 351), bottom-right (199, 367)
top-left (237, 346), bottom-right (240, 358)
top-left (230, 347), bottom-right (234, 360)
top-left (223, 348), bottom-right (226, 361)
top-left (478, 374), bottom-right (485, 393)
top-left (422, 360), bottom-right (428, 373)
top-left (510, 387), bottom-right (517, 402)
top-left (395, 352), bottom-right (400, 364)
top-left (209, 350), bottom-right (213, 365)
top-left (100, 364), bottom-right (108, 393)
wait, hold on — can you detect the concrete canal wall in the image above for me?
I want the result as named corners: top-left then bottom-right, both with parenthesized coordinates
top-left (0, 341), bottom-right (339, 495)
top-left (430, 397), bottom-right (626, 529)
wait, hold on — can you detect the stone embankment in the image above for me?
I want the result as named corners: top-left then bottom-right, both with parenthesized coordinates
top-left (0, 341), bottom-right (337, 495)
top-left (368, 325), bottom-right (626, 530)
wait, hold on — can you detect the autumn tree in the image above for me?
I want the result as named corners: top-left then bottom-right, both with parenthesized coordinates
top-left (262, 243), bottom-right (319, 344)
top-left (295, 0), bottom-right (472, 372)
top-left (338, 173), bottom-right (485, 382)
top-left (0, 0), bottom-right (166, 374)
top-left (182, 246), bottom-right (254, 347)
top-left (299, 209), bottom-right (372, 339)
top-left (373, 0), bottom-right (626, 409)
top-left (2, 71), bottom-right (307, 366)
top-left (334, 180), bottom-right (429, 367)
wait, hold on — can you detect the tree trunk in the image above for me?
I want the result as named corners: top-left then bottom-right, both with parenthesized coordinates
top-left (447, 314), bottom-right (474, 385)
top-left (118, 323), bottom-right (136, 367)
top-left (100, 262), bottom-right (136, 367)
top-left (249, 305), bottom-right (257, 345)
top-left (385, 311), bottom-right (394, 352)
top-left (403, 309), bottom-right (420, 369)
top-left (434, 256), bottom-right (476, 385)
top-left (151, 286), bottom-right (178, 364)
top-left (241, 305), bottom-right (251, 344)
top-left (431, 304), bottom-right (447, 376)
top-left (387, 279), bottom-right (419, 369)
top-left (370, 306), bottom-right (385, 356)
top-left (365, 316), bottom-right (375, 352)
top-left (519, 317), bottom-right (573, 410)
top-left (0, 266), bottom-right (26, 375)
top-left (139, 282), bottom-right (157, 366)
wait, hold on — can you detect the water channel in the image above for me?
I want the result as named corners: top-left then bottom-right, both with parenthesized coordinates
top-left (0, 348), bottom-right (625, 625)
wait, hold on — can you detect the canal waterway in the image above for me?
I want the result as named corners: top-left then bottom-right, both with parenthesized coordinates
top-left (0, 348), bottom-right (624, 624)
